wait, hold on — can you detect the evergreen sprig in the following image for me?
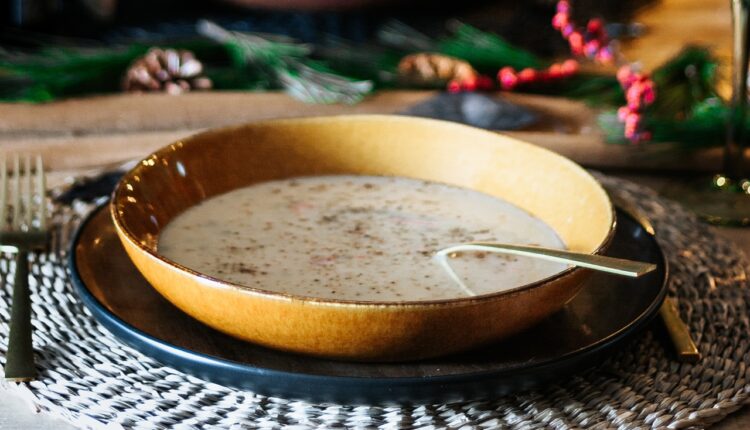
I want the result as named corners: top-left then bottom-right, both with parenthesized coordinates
top-left (439, 21), bottom-right (543, 71)
top-left (0, 45), bottom-right (147, 102)
top-left (198, 20), bottom-right (373, 104)
top-left (0, 20), bottom-right (736, 148)
top-left (377, 20), bottom-right (543, 71)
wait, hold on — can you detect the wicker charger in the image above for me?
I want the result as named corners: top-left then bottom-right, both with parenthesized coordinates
top-left (0, 174), bottom-right (748, 429)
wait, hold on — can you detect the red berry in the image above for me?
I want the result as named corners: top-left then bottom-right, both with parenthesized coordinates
top-left (627, 84), bottom-right (643, 101)
top-left (498, 67), bottom-right (518, 90)
top-left (562, 24), bottom-right (575, 37)
top-left (552, 13), bottom-right (568, 30)
top-left (518, 68), bottom-right (537, 82)
top-left (625, 112), bottom-right (641, 127)
top-left (584, 40), bottom-right (600, 57)
top-left (569, 32), bottom-right (584, 55)
top-left (617, 106), bottom-right (630, 121)
top-left (548, 63), bottom-right (563, 77)
top-left (586, 18), bottom-right (604, 35)
top-left (642, 87), bottom-right (656, 105)
top-left (461, 76), bottom-right (478, 91)
top-left (596, 47), bottom-right (614, 64)
top-left (447, 80), bottom-right (462, 93)
top-left (476, 75), bottom-right (494, 90)
top-left (624, 126), bottom-right (638, 139)
top-left (560, 59), bottom-right (579, 75)
top-left (616, 65), bottom-right (633, 85)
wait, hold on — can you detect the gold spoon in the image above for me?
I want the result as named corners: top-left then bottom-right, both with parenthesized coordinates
top-left (434, 242), bottom-right (657, 297)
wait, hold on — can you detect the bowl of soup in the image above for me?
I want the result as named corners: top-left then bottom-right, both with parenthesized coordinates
top-left (111, 115), bottom-right (614, 361)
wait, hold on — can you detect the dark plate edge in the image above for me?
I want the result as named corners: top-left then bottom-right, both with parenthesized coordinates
top-left (67, 202), bottom-right (669, 403)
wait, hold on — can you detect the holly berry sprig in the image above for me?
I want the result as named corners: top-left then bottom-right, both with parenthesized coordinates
top-left (553, 0), bottom-right (656, 143)
top-left (552, 1), bottom-right (613, 65)
top-left (497, 59), bottom-right (579, 91)
top-left (445, 0), bottom-right (657, 144)
top-left (447, 75), bottom-right (495, 93)
top-left (617, 65), bottom-right (656, 143)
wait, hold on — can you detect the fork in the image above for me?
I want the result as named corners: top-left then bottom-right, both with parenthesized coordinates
top-left (2, 154), bottom-right (48, 382)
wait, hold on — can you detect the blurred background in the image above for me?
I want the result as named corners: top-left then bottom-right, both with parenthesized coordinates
top-left (0, 0), bottom-right (738, 176)
top-left (3, 0), bottom-right (649, 46)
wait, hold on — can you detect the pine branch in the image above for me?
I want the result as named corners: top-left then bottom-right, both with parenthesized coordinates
top-left (197, 20), bottom-right (310, 69)
top-left (376, 20), bottom-right (435, 52)
top-left (0, 36), bottom-right (242, 102)
top-left (439, 21), bottom-right (543, 71)
top-left (314, 37), bottom-right (401, 87)
top-left (198, 20), bottom-right (373, 104)
top-left (279, 60), bottom-right (373, 104)
top-left (376, 20), bottom-right (543, 72)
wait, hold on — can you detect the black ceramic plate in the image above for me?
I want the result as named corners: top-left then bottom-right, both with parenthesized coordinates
top-left (69, 204), bottom-right (667, 404)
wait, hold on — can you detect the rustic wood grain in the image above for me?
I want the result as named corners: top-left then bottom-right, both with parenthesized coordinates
top-left (0, 124), bottom-right (733, 173)
top-left (0, 91), bottom-right (735, 172)
top-left (0, 91), bottom-right (595, 136)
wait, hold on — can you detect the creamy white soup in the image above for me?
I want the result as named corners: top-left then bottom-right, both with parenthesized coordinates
top-left (157, 175), bottom-right (566, 301)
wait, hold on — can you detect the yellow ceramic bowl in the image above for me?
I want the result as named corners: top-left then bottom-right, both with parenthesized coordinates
top-left (111, 115), bottom-right (614, 362)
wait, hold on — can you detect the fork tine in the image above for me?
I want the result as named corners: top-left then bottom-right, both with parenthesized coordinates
top-left (24, 154), bottom-right (32, 230)
top-left (36, 156), bottom-right (46, 231)
top-left (11, 154), bottom-right (20, 230)
top-left (0, 155), bottom-right (6, 230)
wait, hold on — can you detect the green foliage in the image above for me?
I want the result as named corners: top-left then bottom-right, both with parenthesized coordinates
top-left (438, 22), bottom-right (543, 71)
top-left (0, 45), bottom-right (145, 102)
top-left (197, 20), bottom-right (373, 104)
top-left (648, 47), bottom-right (718, 118)
top-left (0, 38), bottom-right (256, 102)
top-left (313, 40), bottom-right (401, 88)
top-left (526, 73), bottom-right (623, 105)
top-left (600, 98), bottom-right (731, 146)
top-left (377, 20), bottom-right (543, 71)
top-left (0, 21), bottom-right (734, 147)
top-left (596, 47), bottom-right (725, 146)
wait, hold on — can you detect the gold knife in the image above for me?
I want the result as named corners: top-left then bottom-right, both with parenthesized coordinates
top-left (610, 194), bottom-right (701, 363)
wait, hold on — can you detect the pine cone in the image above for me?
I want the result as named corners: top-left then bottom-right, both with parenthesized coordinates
top-left (397, 53), bottom-right (478, 86)
top-left (123, 48), bottom-right (212, 95)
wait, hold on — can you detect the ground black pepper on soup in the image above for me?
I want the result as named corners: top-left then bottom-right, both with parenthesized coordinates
top-left (157, 175), bottom-right (566, 301)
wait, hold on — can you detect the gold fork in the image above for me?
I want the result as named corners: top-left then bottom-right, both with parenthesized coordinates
top-left (2, 154), bottom-right (48, 382)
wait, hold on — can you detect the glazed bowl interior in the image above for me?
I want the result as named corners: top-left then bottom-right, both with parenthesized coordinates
top-left (114, 115), bottom-right (612, 263)
top-left (110, 115), bottom-right (614, 361)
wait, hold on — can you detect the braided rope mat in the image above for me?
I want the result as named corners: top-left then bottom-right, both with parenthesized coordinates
top-left (0, 175), bottom-right (748, 429)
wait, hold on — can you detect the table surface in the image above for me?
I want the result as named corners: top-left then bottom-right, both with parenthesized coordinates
top-left (1, 173), bottom-right (748, 430)
top-left (2, 0), bottom-right (750, 427)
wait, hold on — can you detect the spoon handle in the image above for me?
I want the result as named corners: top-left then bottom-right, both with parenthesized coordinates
top-left (435, 242), bottom-right (657, 278)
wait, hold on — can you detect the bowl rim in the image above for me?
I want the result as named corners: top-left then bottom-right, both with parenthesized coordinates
top-left (111, 114), bottom-right (617, 309)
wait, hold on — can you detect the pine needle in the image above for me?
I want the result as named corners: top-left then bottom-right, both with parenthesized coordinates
top-left (198, 20), bottom-right (373, 104)
top-left (377, 20), bottom-right (543, 71)
top-left (439, 21), bottom-right (543, 71)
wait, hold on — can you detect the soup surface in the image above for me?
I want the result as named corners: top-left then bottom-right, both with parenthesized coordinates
top-left (158, 175), bottom-right (566, 301)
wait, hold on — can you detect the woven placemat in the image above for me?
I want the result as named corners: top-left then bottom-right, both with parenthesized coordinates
top-left (0, 175), bottom-right (749, 429)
